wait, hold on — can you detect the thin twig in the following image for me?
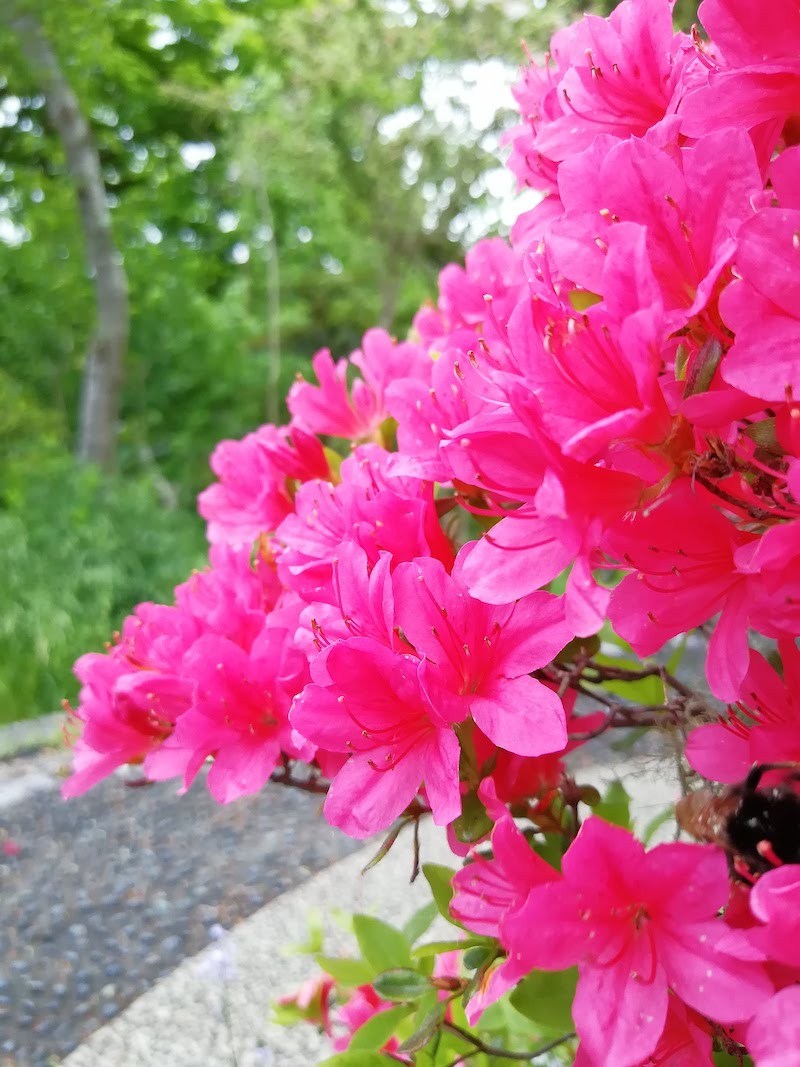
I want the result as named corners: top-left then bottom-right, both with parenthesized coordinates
top-left (411, 816), bottom-right (421, 883)
top-left (268, 766), bottom-right (330, 795)
top-left (443, 1021), bottom-right (576, 1061)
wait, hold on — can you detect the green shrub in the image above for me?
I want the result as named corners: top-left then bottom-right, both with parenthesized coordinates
top-left (0, 456), bottom-right (206, 724)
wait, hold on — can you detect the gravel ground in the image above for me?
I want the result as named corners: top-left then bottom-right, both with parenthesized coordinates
top-left (0, 751), bottom-right (362, 1067)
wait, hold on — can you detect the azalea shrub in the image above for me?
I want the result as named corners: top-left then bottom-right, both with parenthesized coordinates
top-left (63, 0), bottom-right (800, 1063)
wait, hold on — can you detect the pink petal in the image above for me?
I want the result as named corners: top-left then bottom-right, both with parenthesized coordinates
top-left (684, 723), bottom-right (752, 784)
top-left (323, 751), bottom-right (424, 839)
top-left (471, 675), bottom-right (567, 757)
top-left (657, 923), bottom-right (773, 1023)
top-left (573, 947), bottom-right (668, 1067)
top-left (706, 585), bottom-right (751, 701)
top-left (747, 986), bottom-right (800, 1067)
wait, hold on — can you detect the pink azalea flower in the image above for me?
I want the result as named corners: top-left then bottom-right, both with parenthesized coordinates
top-left (198, 424), bottom-right (329, 546)
top-left (274, 447), bottom-right (454, 603)
top-left (545, 131), bottom-right (761, 331)
top-left (386, 347), bottom-right (506, 484)
top-left (62, 601), bottom-right (202, 798)
top-left (680, 0), bottom-right (800, 138)
top-left (686, 640), bottom-right (800, 783)
top-left (349, 328), bottom-right (430, 416)
top-left (748, 865), bottom-right (800, 970)
top-left (175, 545), bottom-right (281, 653)
top-left (332, 984), bottom-right (404, 1056)
top-left (504, 818), bottom-right (772, 1067)
top-left (290, 637), bottom-right (461, 837)
top-left (440, 407), bottom-right (550, 504)
top-left (297, 542), bottom-right (401, 666)
top-left (574, 997), bottom-right (713, 1066)
top-left (62, 655), bottom-right (193, 798)
top-left (278, 974), bottom-right (334, 1033)
top-left (502, 288), bottom-right (671, 463)
top-left (452, 814), bottom-right (558, 939)
top-left (747, 986), bottom-right (800, 1067)
top-left (288, 348), bottom-right (375, 440)
top-left (607, 483), bottom-right (759, 700)
top-left (473, 690), bottom-right (606, 819)
top-left (451, 815), bottom-right (559, 1022)
top-left (144, 630), bottom-right (309, 803)
top-left (393, 550), bottom-right (571, 757)
top-left (463, 461), bottom-right (643, 636)
top-left (117, 601), bottom-right (202, 675)
top-left (413, 237), bottom-right (526, 355)
top-left (528, 0), bottom-right (693, 164)
top-left (720, 195), bottom-right (800, 401)
top-left (289, 332), bottom-right (427, 443)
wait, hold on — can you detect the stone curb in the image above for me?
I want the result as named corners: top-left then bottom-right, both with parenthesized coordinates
top-left (0, 712), bottom-right (64, 760)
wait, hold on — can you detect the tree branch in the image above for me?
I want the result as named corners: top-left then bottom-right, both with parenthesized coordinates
top-left (443, 1021), bottom-right (576, 1062)
top-left (269, 764), bottom-right (330, 795)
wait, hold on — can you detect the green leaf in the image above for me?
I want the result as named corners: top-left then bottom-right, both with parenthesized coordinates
top-left (532, 832), bottom-right (564, 871)
top-left (349, 1004), bottom-right (413, 1050)
top-left (284, 906), bottom-right (324, 955)
top-left (568, 288), bottom-right (602, 311)
top-left (588, 652), bottom-right (663, 704)
top-left (610, 726), bottom-right (650, 752)
top-left (396, 1001), bottom-right (447, 1055)
top-left (642, 805), bottom-right (675, 845)
top-left (666, 634), bottom-right (688, 675)
top-left (361, 820), bottom-right (408, 875)
top-left (452, 790), bottom-right (494, 844)
top-left (594, 780), bottom-right (632, 829)
top-left (272, 1001), bottom-right (307, 1026)
top-left (422, 863), bottom-right (457, 924)
top-left (402, 901), bottom-right (439, 945)
top-left (462, 945), bottom-right (492, 971)
top-left (413, 938), bottom-right (476, 958)
top-left (412, 1049), bottom-right (437, 1067)
top-left (510, 968), bottom-right (578, 1032)
top-left (316, 955), bottom-right (376, 986)
top-left (373, 969), bottom-right (432, 1002)
top-left (353, 915), bottom-right (412, 972)
top-left (554, 633), bottom-right (601, 664)
top-left (318, 1054), bottom-right (397, 1067)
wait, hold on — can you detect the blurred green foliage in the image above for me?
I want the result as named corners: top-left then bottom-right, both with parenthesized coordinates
top-left (0, 457), bottom-right (205, 723)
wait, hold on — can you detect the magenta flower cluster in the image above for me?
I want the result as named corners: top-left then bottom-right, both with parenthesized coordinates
top-left (65, 0), bottom-right (800, 1062)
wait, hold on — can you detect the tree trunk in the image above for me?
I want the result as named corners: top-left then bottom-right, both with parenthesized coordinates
top-left (7, 7), bottom-right (129, 472)
top-left (256, 179), bottom-right (281, 425)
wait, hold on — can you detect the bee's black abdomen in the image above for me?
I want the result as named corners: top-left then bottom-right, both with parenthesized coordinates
top-left (727, 785), bottom-right (800, 873)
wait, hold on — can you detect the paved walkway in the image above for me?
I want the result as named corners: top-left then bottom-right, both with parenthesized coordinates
top-left (0, 749), bottom-right (361, 1066)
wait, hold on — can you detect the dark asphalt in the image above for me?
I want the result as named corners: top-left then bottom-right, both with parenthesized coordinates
top-left (0, 753), bottom-right (360, 1067)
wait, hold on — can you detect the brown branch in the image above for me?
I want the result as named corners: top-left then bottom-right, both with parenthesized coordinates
top-left (443, 1021), bottom-right (576, 1062)
top-left (581, 659), bottom-right (692, 697)
top-left (269, 765), bottom-right (330, 795)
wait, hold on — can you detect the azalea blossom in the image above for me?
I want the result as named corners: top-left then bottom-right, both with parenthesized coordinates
top-left (504, 819), bottom-right (772, 1067)
top-left (686, 640), bottom-right (800, 783)
top-left (393, 549), bottom-right (572, 756)
top-left (290, 637), bottom-right (462, 837)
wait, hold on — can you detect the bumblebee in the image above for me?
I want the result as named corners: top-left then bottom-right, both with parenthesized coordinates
top-left (676, 763), bottom-right (800, 880)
